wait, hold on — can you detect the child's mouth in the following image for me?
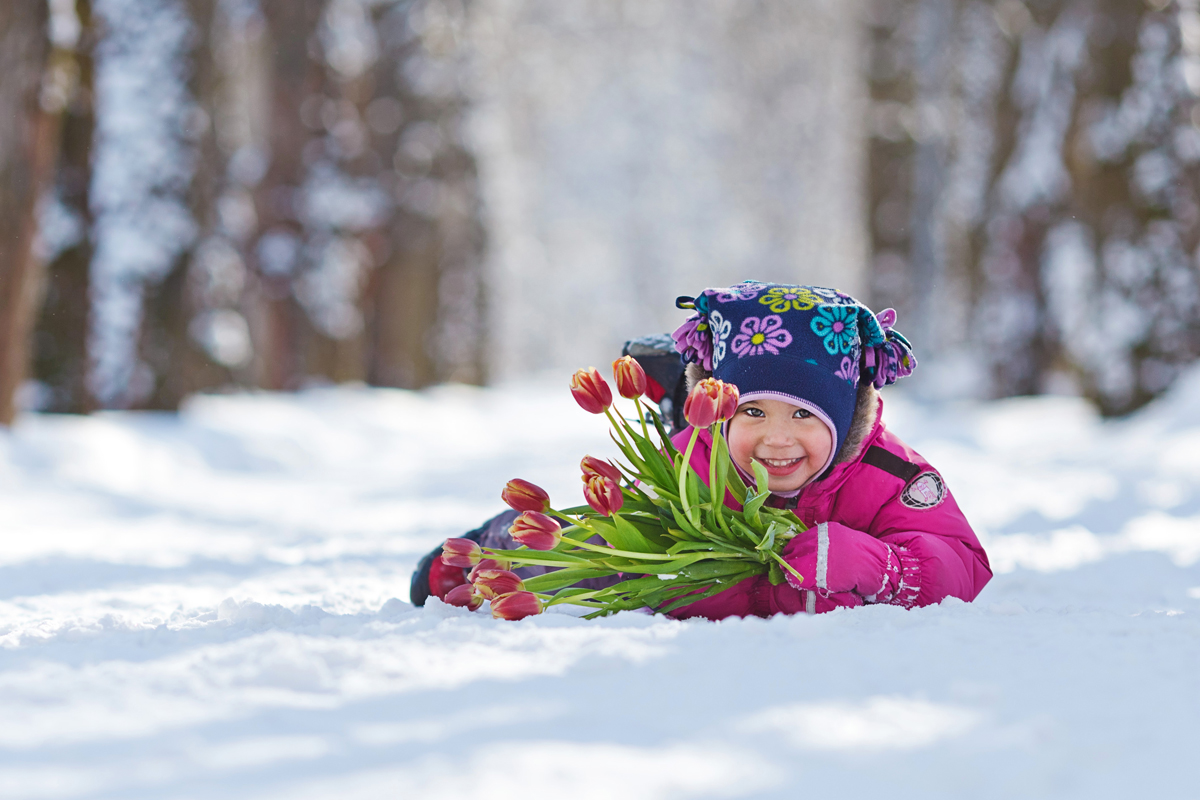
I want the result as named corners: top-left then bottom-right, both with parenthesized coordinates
top-left (755, 456), bottom-right (804, 476)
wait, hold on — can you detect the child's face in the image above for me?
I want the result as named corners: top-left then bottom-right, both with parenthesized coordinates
top-left (726, 398), bottom-right (833, 493)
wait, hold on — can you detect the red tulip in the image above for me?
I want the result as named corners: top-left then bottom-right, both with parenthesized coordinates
top-left (491, 591), bottom-right (543, 620)
top-left (683, 378), bottom-right (722, 428)
top-left (580, 455), bottom-right (622, 484)
top-left (471, 568), bottom-right (525, 600)
top-left (501, 478), bottom-right (550, 513)
top-left (509, 511), bottom-right (562, 550)
top-left (468, 558), bottom-right (511, 583)
top-left (441, 538), bottom-right (482, 568)
top-left (612, 355), bottom-right (648, 399)
top-left (716, 380), bottom-right (740, 422)
top-left (583, 475), bottom-right (624, 516)
top-left (444, 583), bottom-right (483, 611)
top-left (570, 367), bottom-right (613, 414)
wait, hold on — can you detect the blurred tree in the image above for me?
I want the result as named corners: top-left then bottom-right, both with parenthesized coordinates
top-left (0, 1), bottom-right (64, 425)
top-left (240, 0), bottom-right (484, 391)
top-left (31, 0), bottom-right (94, 415)
top-left (867, 0), bottom-right (1200, 414)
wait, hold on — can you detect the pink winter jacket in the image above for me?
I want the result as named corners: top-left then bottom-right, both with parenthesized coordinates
top-left (667, 399), bottom-right (991, 619)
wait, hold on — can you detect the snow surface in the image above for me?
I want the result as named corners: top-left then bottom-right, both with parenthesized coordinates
top-left (2, 370), bottom-right (1199, 799)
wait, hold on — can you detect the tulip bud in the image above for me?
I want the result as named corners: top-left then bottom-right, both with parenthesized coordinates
top-left (468, 558), bottom-right (511, 583)
top-left (570, 367), bottom-right (613, 414)
top-left (583, 475), bottom-right (624, 516)
top-left (580, 455), bottom-right (622, 484)
top-left (491, 591), bottom-right (543, 620)
top-left (471, 568), bottom-right (525, 600)
top-left (441, 538), bottom-right (482, 568)
top-left (683, 378), bottom-right (722, 429)
top-left (501, 478), bottom-right (551, 513)
top-left (612, 355), bottom-right (648, 399)
top-left (509, 511), bottom-right (562, 550)
top-left (444, 583), bottom-right (483, 611)
top-left (716, 380), bottom-right (740, 422)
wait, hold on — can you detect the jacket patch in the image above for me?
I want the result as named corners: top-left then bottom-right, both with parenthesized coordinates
top-left (901, 472), bottom-right (945, 510)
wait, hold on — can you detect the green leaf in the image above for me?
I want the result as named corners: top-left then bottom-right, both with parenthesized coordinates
top-left (750, 459), bottom-right (770, 499)
top-left (609, 513), bottom-right (666, 554)
top-left (743, 490), bottom-right (769, 528)
top-left (711, 433), bottom-right (731, 510)
top-left (677, 559), bottom-right (756, 580)
top-left (632, 435), bottom-right (675, 488)
top-left (669, 502), bottom-right (701, 538)
top-left (482, 547), bottom-right (600, 565)
top-left (521, 568), bottom-right (614, 593)
top-left (729, 517), bottom-right (763, 547)
top-left (650, 410), bottom-right (680, 461)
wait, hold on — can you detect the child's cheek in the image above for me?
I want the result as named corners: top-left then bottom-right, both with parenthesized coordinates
top-left (725, 417), bottom-right (755, 472)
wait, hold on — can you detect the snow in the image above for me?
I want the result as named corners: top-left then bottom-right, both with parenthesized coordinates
top-left (2, 369), bottom-right (1200, 799)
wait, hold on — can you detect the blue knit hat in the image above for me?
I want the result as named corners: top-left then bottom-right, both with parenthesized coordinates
top-left (672, 281), bottom-right (916, 466)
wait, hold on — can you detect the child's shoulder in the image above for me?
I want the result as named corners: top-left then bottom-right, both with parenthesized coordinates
top-left (839, 425), bottom-right (951, 515)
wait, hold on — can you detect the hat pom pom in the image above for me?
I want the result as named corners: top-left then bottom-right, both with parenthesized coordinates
top-left (671, 312), bottom-right (714, 371)
top-left (861, 308), bottom-right (917, 388)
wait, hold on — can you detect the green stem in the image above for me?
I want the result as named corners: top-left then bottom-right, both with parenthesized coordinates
top-left (678, 427), bottom-right (701, 527)
top-left (768, 550), bottom-right (805, 584)
top-left (567, 536), bottom-right (681, 561)
top-left (708, 422), bottom-right (724, 528)
top-left (635, 398), bottom-right (651, 442)
top-left (604, 406), bottom-right (635, 453)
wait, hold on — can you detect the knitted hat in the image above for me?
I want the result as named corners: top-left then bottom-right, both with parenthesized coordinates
top-left (672, 281), bottom-right (916, 468)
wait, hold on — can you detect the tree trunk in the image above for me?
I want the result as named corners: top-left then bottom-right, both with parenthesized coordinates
top-left (0, 2), bottom-right (61, 425)
top-left (32, 0), bottom-right (95, 415)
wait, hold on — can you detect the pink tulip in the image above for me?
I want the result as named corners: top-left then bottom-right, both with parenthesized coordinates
top-left (570, 367), bottom-right (613, 414)
top-left (441, 538), bottom-right (482, 568)
top-left (509, 511), bottom-right (562, 551)
top-left (580, 455), bottom-right (622, 484)
top-left (683, 378), bottom-right (721, 428)
top-left (471, 568), bottom-right (525, 600)
top-left (612, 355), bottom-right (648, 399)
top-left (468, 558), bottom-right (511, 583)
top-left (444, 583), bottom-right (482, 611)
top-left (501, 478), bottom-right (550, 513)
top-left (716, 380), bottom-right (740, 422)
top-left (491, 591), bottom-right (543, 620)
top-left (584, 475), bottom-right (624, 516)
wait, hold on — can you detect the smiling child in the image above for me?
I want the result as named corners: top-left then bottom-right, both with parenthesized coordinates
top-left (664, 281), bottom-right (991, 618)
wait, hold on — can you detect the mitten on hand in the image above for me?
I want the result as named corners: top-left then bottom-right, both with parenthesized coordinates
top-left (781, 522), bottom-right (902, 602)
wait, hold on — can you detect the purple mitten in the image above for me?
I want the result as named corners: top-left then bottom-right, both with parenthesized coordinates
top-left (781, 522), bottom-right (906, 603)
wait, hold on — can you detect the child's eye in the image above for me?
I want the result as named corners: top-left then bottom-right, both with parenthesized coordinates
top-left (793, 409), bottom-right (812, 419)
top-left (742, 407), bottom-right (765, 418)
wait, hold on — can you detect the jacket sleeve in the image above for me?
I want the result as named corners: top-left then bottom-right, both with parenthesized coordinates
top-left (867, 478), bottom-right (991, 607)
top-left (778, 443), bottom-right (990, 609)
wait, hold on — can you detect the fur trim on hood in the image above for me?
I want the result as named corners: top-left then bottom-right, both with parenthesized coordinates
top-left (685, 362), bottom-right (880, 466)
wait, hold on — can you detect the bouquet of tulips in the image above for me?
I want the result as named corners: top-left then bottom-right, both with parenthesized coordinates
top-left (440, 356), bottom-right (808, 620)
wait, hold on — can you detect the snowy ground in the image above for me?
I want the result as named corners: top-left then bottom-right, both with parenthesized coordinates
top-left (1, 370), bottom-right (1199, 800)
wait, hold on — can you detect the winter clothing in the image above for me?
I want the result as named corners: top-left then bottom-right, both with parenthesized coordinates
top-left (672, 282), bottom-right (916, 460)
top-left (665, 386), bottom-right (991, 620)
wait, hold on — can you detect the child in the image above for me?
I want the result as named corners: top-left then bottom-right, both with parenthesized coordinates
top-left (412, 281), bottom-right (991, 618)
top-left (663, 281), bottom-right (990, 618)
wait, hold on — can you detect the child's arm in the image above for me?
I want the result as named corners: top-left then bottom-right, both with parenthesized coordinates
top-left (780, 471), bottom-right (991, 608)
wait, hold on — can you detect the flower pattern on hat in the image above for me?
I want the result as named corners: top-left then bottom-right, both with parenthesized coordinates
top-left (731, 315), bottom-right (792, 358)
top-left (708, 309), bottom-right (732, 368)
top-left (811, 304), bottom-right (859, 355)
top-left (758, 286), bottom-right (820, 313)
top-left (714, 281), bottom-right (765, 303)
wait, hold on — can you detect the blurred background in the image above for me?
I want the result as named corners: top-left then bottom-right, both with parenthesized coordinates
top-left (1, 0), bottom-right (1197, 424)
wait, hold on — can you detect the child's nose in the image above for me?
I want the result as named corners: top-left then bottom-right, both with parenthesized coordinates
top-left (761, 423), bottom-right (797, 447)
